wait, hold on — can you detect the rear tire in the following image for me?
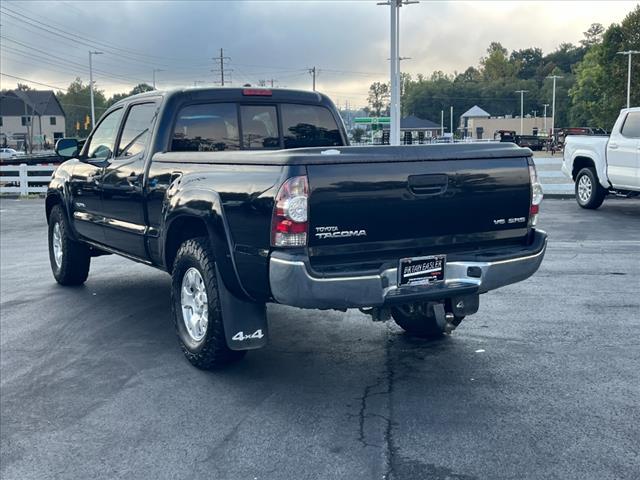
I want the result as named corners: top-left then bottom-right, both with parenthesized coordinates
top-left (575, 167), bottom-right (606, 209)
top-left (171, 237), bottom-right (246, 369)
top-left (391, 304), bottom-right (446, 338)
top-left (48, 204), bottom-right (91, 286)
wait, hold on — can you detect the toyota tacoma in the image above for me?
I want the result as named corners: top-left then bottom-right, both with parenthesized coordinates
top-left (47, 87), bottom-right (547, 369)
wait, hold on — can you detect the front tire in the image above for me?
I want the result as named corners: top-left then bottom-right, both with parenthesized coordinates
top-left (575, 167), bottom-right (606, 209)
top-left (48, 204), bottom-right (91, 286)
top-left (171, 237), bottom-right (246, 369)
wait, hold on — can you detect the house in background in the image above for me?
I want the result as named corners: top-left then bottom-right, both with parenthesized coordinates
top-left (0, 90), bottom-right (66, 151)
top-left (382, 115), bottom-right (441, 143)
top-left (460, 105), bottom-right (551, 140)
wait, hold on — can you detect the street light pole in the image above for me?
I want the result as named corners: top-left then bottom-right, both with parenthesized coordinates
top-left (450, 105), bottom-right (453, 138)
top-left (152, 69), bottom-right (165, 89)
top-left (546, 75), bottom-right (563, 138)
top-left (379, 0), bottom-right (418, 146)
top-left (515, 90), bottom-right (528, 135)
top-left (542, 103), bottom-right (549, 135)
top-left (616, 50), bottom-right (639, 108)
top-left (88, 50), bottom-right (103, 129)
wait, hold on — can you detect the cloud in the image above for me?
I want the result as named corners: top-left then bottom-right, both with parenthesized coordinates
top-left (0, 0), bottom-right (635, 107)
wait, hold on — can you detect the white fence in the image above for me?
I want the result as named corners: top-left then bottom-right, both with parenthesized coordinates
top-left (0, 164), bottom-right (56, 195)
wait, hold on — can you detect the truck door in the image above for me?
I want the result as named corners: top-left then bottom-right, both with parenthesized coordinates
top-left (69, 107), bottom-right (124, 243)
top-left (101, 101), bottom-right (158, 259)
top-left (608, 111), bottom-right (640, 189)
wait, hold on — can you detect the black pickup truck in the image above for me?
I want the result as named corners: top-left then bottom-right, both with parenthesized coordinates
top-left (47, 87), bottom-right (547, 369)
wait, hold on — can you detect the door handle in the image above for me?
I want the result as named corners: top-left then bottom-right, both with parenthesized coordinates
top-left (609, 143), bottom-right (618, 149)
top-left (408, 174), bottom-right (448, 196)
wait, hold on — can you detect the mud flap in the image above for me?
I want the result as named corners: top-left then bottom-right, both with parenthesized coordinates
top-left (216, 268), bottom-right (268, 350)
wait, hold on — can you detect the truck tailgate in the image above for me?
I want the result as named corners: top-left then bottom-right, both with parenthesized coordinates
top-left (306, 156), bottom-right (531, 268)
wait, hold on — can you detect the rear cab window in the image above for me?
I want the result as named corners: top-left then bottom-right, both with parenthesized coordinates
top-left (239, 105), bottom-right (279, 149)
top-left (170, 102), bottom-right (343, 152)
top-left (281, 104), bottom-right (342, 148)
top-left (172, 103), bottom-right (240, 151)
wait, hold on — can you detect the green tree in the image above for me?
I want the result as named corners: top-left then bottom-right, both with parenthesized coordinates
top-left (480, 42), bottom-right (517, 80)
top-left (510, 48), bottom-right (543, 80)
top-left (57, 78), bottom-right (107, 137)
top-left (367, 82), bottom-right (390, 117)
top-left (580, 23), bottom-right (605, 48)
top-left (569, 6), bottom-right (640, 128)
top-left (106, 83), bottom-right (155, 107)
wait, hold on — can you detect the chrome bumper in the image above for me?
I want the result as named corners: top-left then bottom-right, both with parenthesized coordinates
top-left (269, 231), bottom-right (547, 310)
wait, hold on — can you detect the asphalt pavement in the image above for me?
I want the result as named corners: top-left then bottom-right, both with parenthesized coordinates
top-left (1, 197), bottom-right (639, 480)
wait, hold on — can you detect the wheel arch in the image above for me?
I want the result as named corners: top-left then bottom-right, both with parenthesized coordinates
top-left (161, 187), bottom-right (253, 302)
top-left (571, 156), bottom-right (596, 180)
top-left (163, 215), bottom-right (209, 273)
top-left (45, 192), bottom-right (63, 222)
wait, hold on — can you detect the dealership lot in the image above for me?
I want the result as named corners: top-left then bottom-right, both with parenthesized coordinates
top-left (1, 197), bottom-right (639, 480)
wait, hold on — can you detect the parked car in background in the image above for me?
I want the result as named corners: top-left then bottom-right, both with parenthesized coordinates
top-left (563, 108), bottom-right (640, 209)
top-left (495, 130), bottom-right (546, 151)
top-left (0, 148), bottom-right (18, 161)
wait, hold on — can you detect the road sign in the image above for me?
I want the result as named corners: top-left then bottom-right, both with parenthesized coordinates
top-left (354, 117), bottom-right (391, 125)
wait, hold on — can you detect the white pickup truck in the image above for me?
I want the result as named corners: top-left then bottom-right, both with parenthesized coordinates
top-left (563, 107), bottom-right (640, 209)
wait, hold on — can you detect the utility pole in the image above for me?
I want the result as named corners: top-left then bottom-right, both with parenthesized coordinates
top-left (542, 104), bottom-right (549, 135)
top-left (616, 50), bottom-right (639, 108)
top-left (212, 48), bottom-right (231, 86)
top-left (152, 68), bottom-right (164, 89)
top-left (450, 105), bottom-right (453, 138)
top-left (379, 0), bottom-right (418, 146)
top-left (515, 90), bottom-right (528, 135)
top-left (88, 50), bottom-right (103, 129)
top-left (308, 67), bottom-right (316, 91)
top-left (546, 75), bottom-right (563, 138)
top-left (440, 110), bottom-right (444, 137)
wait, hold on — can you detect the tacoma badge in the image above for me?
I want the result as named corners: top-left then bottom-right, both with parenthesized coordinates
top-left (315, 226), bottom-right (367, 239)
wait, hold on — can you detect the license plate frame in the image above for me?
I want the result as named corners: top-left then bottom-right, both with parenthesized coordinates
top-left (398, 255), bottom-right (446, 287)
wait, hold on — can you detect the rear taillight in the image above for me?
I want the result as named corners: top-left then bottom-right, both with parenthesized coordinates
top-left (528, 161), bottom-right (543, 227)
top-left (271, 176), bottom-right (308, 247)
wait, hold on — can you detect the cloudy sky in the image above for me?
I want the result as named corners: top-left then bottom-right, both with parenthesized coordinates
top-left (0, 0), bottom-right (636, 108)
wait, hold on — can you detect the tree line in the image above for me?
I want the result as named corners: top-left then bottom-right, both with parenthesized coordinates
top-left (55, 80), bottom-right (154, 137)
top-left (366, 6), bottom-right (639, 133)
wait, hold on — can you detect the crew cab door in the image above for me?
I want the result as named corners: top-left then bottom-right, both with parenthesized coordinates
top-left (69, 107), bottom-right (124, 243)
top-left (101, 101), bottom-right (158, 259)
top-left (608, 111), bottom-right (640, 189)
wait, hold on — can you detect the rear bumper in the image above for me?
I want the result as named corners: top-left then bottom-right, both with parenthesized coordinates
top-left (269, 230), bottom-right (547, 310)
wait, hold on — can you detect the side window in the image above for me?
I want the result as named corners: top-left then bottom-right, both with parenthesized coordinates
top-left (86, 108), bottom-right (124, 160)
top-left (281, 104), bottom-right (343, 148)
top-left (116, 103), bottom-right (157, 158)
top-left (172, 103), bottom-right (239, 151)
top-left (620, 112), bottom-right (640, 139)
top-left (240, 105), bottom-right (279, 149)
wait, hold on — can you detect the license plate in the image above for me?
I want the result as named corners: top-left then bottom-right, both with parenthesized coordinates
top-left (398, 255), bottom-right (446, 286)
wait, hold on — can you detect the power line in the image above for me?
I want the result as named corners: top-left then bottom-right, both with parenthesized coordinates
top-left (0, 73), bottom-right (68, 90)
top-left (0, 33), bottom-right (152, 78)
top-left (0, 40), bottom-right (151, 85)
top-left (0, 4), bottom-right (202, 67)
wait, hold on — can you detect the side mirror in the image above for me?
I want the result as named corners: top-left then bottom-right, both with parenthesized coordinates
top-left (55, 138), bottom-right (79, 160)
